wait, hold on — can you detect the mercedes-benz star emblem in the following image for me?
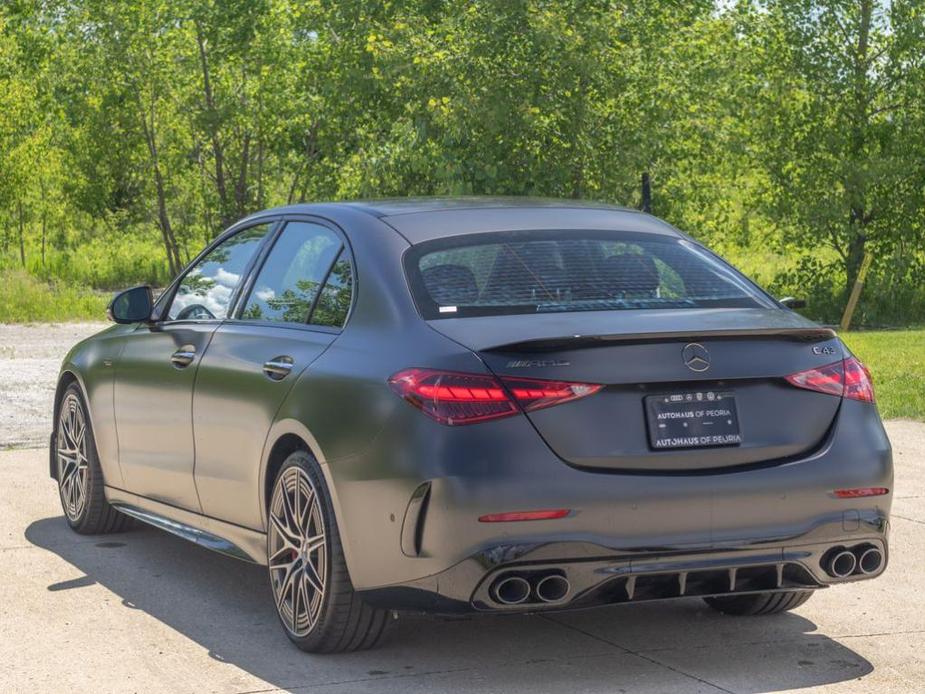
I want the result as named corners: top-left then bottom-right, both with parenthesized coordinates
top-left (682, 343), bottom-right (710, 372)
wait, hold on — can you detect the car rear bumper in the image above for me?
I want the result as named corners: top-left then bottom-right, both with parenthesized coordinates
top-left (360, 513), bottom-right (890, 613)
top-left (332, 399), bottom-right (892, 610)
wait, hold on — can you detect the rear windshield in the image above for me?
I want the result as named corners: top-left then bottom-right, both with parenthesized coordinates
top-left (404, 230), bottom-right (772, 319)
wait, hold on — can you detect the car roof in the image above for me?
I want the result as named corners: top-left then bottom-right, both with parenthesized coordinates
top-left (250, 197), bottom-right (683, 245)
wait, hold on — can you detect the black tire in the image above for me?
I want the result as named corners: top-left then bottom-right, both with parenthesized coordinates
top-left (267, 451), bottom-right (389, 653)
top-left (55, 384), bottom-right (129, 534)
top-left (704, 590), bottom-right (813, 616)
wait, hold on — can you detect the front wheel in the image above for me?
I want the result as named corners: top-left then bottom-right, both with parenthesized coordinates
top-left (267, 451), bottom-right (388, 653)
top-left (703, 590), bottom-right (813, 616)
top-left (55, 384), bottom-right (129, 534)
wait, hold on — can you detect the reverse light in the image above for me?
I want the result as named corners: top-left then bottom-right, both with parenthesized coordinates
top-left (387, 368), bottom-right (602, 425)
top-left (784, 356), bottom-right (875, 402)
top-left (478, 509), bottom-right (571, 522)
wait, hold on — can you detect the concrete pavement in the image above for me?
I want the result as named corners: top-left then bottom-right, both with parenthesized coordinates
top-left (0, 420), bottom-right (922, 693)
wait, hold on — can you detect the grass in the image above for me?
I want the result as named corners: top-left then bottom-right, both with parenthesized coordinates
top-left (841, 329), bottom-right (925, 421)
top-left (0, 269), bottom-right (109, 323)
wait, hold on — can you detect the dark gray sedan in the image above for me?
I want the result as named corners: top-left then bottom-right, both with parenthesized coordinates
top-left (51, 198), bottom-right (892, 653)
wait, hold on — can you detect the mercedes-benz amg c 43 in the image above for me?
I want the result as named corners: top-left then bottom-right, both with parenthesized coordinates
top-left (51, 199), bottom-right (892, 652)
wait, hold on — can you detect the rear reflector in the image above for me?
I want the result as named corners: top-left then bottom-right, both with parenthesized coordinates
top-left (785, 356), bottom-right (875, 402)
top-left (388, 368), bottom-right (601, 425)
top-left (833, 487), bottom-right (889, 499)
top-left (478, 509), bottom-right (571, 522)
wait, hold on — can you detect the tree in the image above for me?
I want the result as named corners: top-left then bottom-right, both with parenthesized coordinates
top-left (746, 0), bottom-right (925, 300)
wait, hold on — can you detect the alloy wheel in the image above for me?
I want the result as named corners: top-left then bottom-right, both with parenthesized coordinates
top-left (57, 392), bottom-right (89, 522)
top-left (268, 466), bottom-right (327, 637)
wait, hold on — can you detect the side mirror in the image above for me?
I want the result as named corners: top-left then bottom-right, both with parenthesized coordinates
top-left (779, 296), bottom-right (807, 310)
top-left (108, 285), bottom-right (154, 324)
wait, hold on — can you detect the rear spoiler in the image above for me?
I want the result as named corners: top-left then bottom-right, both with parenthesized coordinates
top-left (481, 327), bottom-right (837, 353)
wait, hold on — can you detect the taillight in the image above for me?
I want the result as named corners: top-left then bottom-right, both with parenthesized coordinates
top-left (388, 368), bottom-right (602, 425)
top-left (785, 356), bottom-right (874, 402)
top-left (501, 376), bottom-right (603, 412)
top-left (844, 357), bottom-right (875, 402)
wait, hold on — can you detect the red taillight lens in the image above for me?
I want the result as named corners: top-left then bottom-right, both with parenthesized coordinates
top-left (844, 356), bottom-right (875, 402)
top-left (785, 360), bottom-right (844, 396)
top-left (501, 376), bottom-right (603, 413)
top-left (833, 487), bottom-right (889, 499)
top-left (479, 509), bottom-right (571, 522)
top-left (388, 369), bottom-right (518, 425)
top-left (784, 356), bottom-right (874, 402)
top-left (388, 368), bottom-right (602, 425)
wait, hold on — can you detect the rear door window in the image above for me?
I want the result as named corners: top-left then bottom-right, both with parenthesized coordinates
top-left (406, 231), bottom-right (772, 319)
top-left (240, 221), bottom-right (352, 327)
top-left (310, 250), bottom-right (353, 328)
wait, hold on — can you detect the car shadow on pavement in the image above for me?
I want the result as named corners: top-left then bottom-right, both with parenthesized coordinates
top-left (26, 516), bottom-right (873, 693)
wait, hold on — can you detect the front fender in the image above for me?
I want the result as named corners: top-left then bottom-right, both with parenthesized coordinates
top-left (53, 325), bottom-right (130, 488)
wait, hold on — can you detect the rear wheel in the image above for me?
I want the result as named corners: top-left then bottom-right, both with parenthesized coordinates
top-left (55, 384), bottom-right (128, 534)
top-left (267, 451), bottom-right (388, 653)
top-left (704, 590), bottom-right (813, 616)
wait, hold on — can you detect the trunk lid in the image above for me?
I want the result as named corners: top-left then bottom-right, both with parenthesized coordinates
top-left (429, 308), bottom-right (843, 472)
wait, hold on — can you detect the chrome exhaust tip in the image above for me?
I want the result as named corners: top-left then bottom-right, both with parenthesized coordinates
top-left (856, 546), bottom-right (883, 575)
top-left (491, 576), bottom-right (531, 605)
top-left (535, 574), bottom-right (570, 603)
top-left (825, 549), bottom-right (857, 578)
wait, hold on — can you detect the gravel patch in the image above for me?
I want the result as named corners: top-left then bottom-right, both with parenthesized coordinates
top-left (0, 322), bottom-right (108, 449)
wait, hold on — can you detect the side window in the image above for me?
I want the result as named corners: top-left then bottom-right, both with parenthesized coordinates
top-left (240, 221), bottom-right (342, 324)
top-left (310, 250), bottom-right (353, 328)
top-left (167, 223), bottom-right (272, 321)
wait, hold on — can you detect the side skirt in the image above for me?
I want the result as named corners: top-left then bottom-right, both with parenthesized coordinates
top-left (105, 486), bottom-right (267, 565)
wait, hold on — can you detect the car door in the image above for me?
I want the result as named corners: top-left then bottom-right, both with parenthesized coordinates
top-left (193, 218), bottom-right (355, 528)
top-left (113, 221), bottom-right (275, 509)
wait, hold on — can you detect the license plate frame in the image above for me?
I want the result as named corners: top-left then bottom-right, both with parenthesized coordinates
top-left (645, 390), bottom-right (742, 450)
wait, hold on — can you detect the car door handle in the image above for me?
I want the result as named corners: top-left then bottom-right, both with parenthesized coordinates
top-left (170, 347), bottom-right (196, 369)
top-left (263, 356), bottom-right (294, 381)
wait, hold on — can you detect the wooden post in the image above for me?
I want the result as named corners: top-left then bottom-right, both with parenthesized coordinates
top-left (840, 251), bottom-right (873, 332)
top-left (641, 172), bottom-right (651, 213)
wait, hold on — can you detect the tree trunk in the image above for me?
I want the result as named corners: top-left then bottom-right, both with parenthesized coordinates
top-left (256, 137), bottom-right (265, 210)
top-left (844, 229), bottom-right (867, 294)
top-left (641, 172), bottom-right (652, 213)
top-left (842, 0), bottom-right (873, 300)
top-left (195, 22), bottom-right (230, 227)
top-left (139, 99), bottom-right (182, 277)
top-left (287, 123), bottom-right (319, 205)
top-left (235, 130), bottom-right (250, 218)
top-left (40, 179), bottom-right (47, 267)
top-left (17, 200), bottom-right (25, 267)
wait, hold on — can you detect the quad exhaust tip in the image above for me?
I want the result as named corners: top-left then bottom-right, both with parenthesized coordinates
top-left (535, 575), bottom-right (570, 603)
top-left (825, 549), bottom-right (857, 579)
top-left (856, 546), bottom-right (883, 575)
top-left (491, 576), bottom-right (531, 605)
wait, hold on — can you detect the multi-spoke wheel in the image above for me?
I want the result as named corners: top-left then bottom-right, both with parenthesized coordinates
top-left (55, 384), bottom-right (128, 534)
top-left (267, 451), bottom-right (388, 653)
top-left (57, 392), bottom-right (89, 522)
top-left (268, 466), bottom-right (327, 637)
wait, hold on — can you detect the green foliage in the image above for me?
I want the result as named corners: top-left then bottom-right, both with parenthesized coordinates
top-left (0, 0), bottom-right (923, 325)
top-left (841, 329), bottom-right (925, 421)
top-left (0, 269), bottom-right (108, 322)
